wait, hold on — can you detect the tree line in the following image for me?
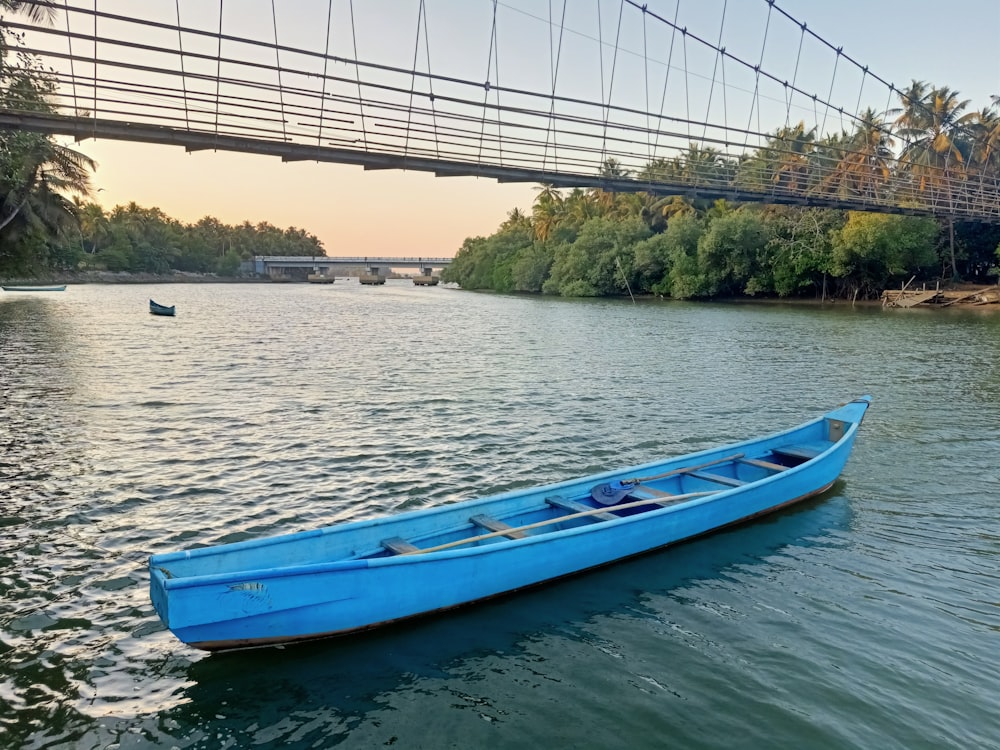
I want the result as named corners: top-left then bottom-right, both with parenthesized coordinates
top-left (441, 196), bottom-right (1000, 300)
top-left (442, 81), bottom-right (1000, 299)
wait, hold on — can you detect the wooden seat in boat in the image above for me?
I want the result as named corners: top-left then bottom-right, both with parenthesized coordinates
top-left (685, 470), bottom-right (746, 487)
top-left (470, 514), bottom-right (527, 539)
top-left (546, 496), bottom-right (620, 522)
top-left (381, 536), bottom-right (420, 555)
top-left (738, 457), bottom-right (789, 472)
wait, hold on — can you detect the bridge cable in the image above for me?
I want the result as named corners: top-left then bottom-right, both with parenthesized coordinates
top-left (21, 3), bottom-right (976, 213)
top-left (542, 0), bottom-right (568, 172)
top-left (62, 0), bottom-right (79, 120)
top-left (478, 1), bottom-right (495, 165)
top-left (317, 0), bottom-right (333, 149)
top-left (700, 0), bottom-right (727, 146)
top-left (419, 0), bottom-right (440, 160)
top-left (820, 47), bottom-right (841, 137)
top-left (213, 0), bottom-right (223, 148)
top-left (853, 67), bottom-right (867, 123)
top-left (405, 0), bottom-right (426, 158)
top-left (767, 2), bottom-right (961, 156)
top-left (91, 0), bottom-right (96, 138)
top-left (682, 20), bottom-right (691, 143)
top-left (348, 0), bottom-right (369, 150)
top-left (651, 0), bottom-right (679, 157)
top-left (745, 0), bottom-right (771, 158)
top-left (172, 0), bottom-right (190, 134)
top-left (783, 21), bottom-right (805, 129)
top-left (269, 0), bottom-right (288, 143)
top-left (598, 0), bottom-right (625, 168)
top-left (24, 29), bottom-right (889, 192)
top-left (641, 5), bottom-right (650, 163)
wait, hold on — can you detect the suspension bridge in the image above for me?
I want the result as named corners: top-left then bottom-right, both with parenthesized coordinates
top-left (1, 1), bottom-right (998, 222)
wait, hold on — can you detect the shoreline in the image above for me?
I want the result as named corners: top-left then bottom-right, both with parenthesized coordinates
top-left (4, 272), bottom-right (997, 310)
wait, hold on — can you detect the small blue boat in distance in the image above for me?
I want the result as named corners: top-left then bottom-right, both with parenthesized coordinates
top-left (149, 397), bottom-right (871, 651)
top-left (2, 284), bottom-right (67, 292)
top-left (149, 299), bottom-right (176, 316)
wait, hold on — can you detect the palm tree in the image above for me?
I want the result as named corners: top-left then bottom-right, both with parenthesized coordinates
top-left (0, 136), bottom-right (94, 234)
top-left (814, 109), bottom-right (894, 202)
top-left (76, 200), bottom-right (108, 253)
top-left (893, 83), bottom-right (977, 277)
top-left (0, 1), bottom-right (57, 24)
top-left (893, 83), bottom-right (976, 207)
top-left (769, 122), bottom-right (818, 194)
top-left (531, 184), bottom-right (563, 241)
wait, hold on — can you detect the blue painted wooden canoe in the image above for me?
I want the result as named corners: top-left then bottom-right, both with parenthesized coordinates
top-left (149, 397), bottom-right (871, 651)
top-left (2, 284), bottom-right (67, 291)
top-left (149, 299), bottom-right (176, 316)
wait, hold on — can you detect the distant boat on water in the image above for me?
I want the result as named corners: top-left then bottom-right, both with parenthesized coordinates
top-left (149, 299), bottom-right (176, 316)
top-left (2, 285), bottom-right (67, 292)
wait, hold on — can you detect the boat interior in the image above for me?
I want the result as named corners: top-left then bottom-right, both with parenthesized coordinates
top-left (153, 417), bottom-right (851, 581)
top-left (362, 421), bottom-right (847, 561)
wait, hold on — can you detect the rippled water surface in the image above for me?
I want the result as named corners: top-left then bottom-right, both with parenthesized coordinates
top-left (2, 282), bottom-right (999, 749)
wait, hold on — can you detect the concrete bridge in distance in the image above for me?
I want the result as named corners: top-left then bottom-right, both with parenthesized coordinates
top-left (249, 256), bottom-right (453, 281)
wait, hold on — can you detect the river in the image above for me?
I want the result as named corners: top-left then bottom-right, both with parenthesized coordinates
top-left (1, 281), bottom-right (998, 749)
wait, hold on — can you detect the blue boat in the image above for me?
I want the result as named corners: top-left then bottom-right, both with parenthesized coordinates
top-left (149, 397), bottom-right (871, 651)
top-left (2, 284), bottom-right (67, 292)
top-left (149, 299), bottom-right (176, 316)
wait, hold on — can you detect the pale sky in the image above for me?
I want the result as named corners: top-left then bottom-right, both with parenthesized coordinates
top-left (38, 0), bottom-right (1000, 256)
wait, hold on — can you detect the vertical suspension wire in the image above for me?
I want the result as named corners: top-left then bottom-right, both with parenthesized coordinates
top-left (317, 0), bottom-right (333, 148)
top-left (542, 0), bottom-right (568, 172)
top-left (853, 67), bottom-right (867, 119)
top-left (641, 6), bottom-right (651, 164)
top-left (213, 0), bottom-right (223, 146)
top-left (420, 1), bottom-right (440, 160)
top-left (478, 0), bottom-right (499, 165)
top-left (404, 0), bottom-right (424, 158)
top-left (784, 22), bottom-right (805, 128)
top-left (700, 0), bottom-right (727, 144)
top-left (681, 27), bottom-right (690, 143)
top-left (62, 0), bottom-right (78, 117)
top-left (91, 0), bottom-right (97, 137)
top-left (652, 0), bottom-right (680, 156)
top-left (820, 47), bottom-right (841, 136)
top-left (270, 0), bottom-right (288, 142)
top-left (875, 85), bottom-right (897, 205)
top-left (743, 0), bottom-right (772, 154)
top-left (348, 0), bottom-right (368, 150)
top-left (600, 0), bottom-right (625, 167)
top-left (174, 0), bottom-right (190, 133)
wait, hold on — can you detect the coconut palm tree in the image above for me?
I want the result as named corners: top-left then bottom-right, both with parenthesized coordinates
top-left (814, 109), bottom-right (894, 202)
top-left (531, 184), bottom-right (563, 241)
top-left (769, 122), bottom-right (818, 195)
top-left (0, 1), bottom-right (57, 24)
top-left (893, 83), bottom-right (976, 208)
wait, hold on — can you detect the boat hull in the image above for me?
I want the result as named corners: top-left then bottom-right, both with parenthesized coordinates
top-left (2, 285), bottom-right (67, 292)
top-left (149, 300), bottom-right (176, 316)
top-left (150, 398), bottom-right (870, 651)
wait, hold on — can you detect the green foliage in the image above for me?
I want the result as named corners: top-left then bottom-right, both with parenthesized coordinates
top-left (510, 243), bottom-right (553, 292)
top-left (696, 209), bottom-right (770, 296)
top-left (829, 212), bottom-right (940, 296)
top-left (440, 224), bottom-right (534, 290)
top-left (543, 217), bottom-right (651, 297)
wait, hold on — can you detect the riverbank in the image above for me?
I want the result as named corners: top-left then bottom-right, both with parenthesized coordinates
top-left (0, 270), bottom-right (264, 285)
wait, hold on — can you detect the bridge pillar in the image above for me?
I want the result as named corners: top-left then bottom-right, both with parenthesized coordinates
top-left (360, 265), bottom-right (386, 285)
top-left (413, 266), bottom-right (439, 286)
